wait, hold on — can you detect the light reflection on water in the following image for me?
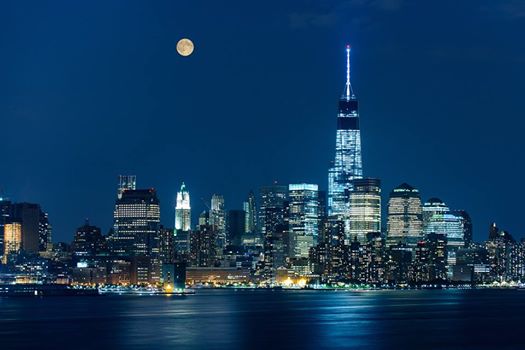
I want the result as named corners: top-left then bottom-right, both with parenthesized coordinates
top-left (1, 289), bottom-right (524, 349)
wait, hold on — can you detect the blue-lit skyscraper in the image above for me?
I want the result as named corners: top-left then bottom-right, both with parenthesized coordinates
top-left (288, 184), bottom-right (319, 258)
top-left (422, 198), bottom-right (465, 249)
top-left (328, 45), bottom-right (363, 216)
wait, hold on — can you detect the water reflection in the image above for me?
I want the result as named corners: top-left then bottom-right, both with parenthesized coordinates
top-left (1, 289), bottom-right (525, 349)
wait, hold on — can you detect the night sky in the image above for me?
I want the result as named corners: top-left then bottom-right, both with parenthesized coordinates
top-left (1, 1), bottom-right (524, 242)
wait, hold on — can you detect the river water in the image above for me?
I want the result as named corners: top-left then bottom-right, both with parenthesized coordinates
top-left (1, 289), bottom-right (524, 349)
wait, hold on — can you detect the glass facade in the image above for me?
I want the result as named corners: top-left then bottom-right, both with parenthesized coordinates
top-left (288, 184), bottom-right (319, 258)
top-left (422, 198), bottom-right (465, 249)
top-left (243, 190), bottom-right (257, 234)
top-left (117, 175), bottom-right (136, 199)
top-left (347, 178), bottom-right (381, 243)
top-left (386, 183), bottom-right (423, 247)
top-left (210, 194), bottom-right (226, 247)
top-left (328, 46), bottom-right (363, 217)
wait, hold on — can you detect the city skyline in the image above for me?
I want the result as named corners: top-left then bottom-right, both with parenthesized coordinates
top-left (3, 3), bottom-right (525, 349)
top-left (2, 1), bottom-right (525, 242)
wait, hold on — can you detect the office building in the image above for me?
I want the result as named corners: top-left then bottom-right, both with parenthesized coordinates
top-left (328, 45), bottom-right (363, 216)
top-left (117, 175), bottom-right (136, 199)
top-left (288, 184), bottom-right (319, 259)
top-left (210, 194), bottom-right (226, 248)
top-left (243, 190), bottom-right (258, 235)
top-left (190, 224), bottom-right (218, 267)
top-left (347, 178), bottom-right (381, 243)
top-left (386, 183), bottom-right (423, 248)
top-left (174, 182), bottom-right (191, 231)
top-left (71, 220), bottom-right (106, 263)
top-left (0, 198), bottom-right (12, 260)
top-left (422, 198), bottom-right (465, 249)
top-left (161, 262), bottom-right (187, 291)
top-left (227, 209), bottom-right (245, 247)
top-left (260, 183), bottom-right (288, 273)
top-left (453, 210), bottom-right (473, 247)
top-left (2, 221), bottom-right (22, 264)
top-left (111, 189), bottom-right (161, 257)
top-left (11, 202), bottom-right (52, 253)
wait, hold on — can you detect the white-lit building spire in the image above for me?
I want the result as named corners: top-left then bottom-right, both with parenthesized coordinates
top-left (175, 182), bottom-right (191, 231)
top-left (328, 44), bottom-right (363, 216)
top-left (345, 44), bottom-right (354, 100)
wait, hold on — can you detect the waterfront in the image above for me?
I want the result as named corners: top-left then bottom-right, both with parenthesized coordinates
top-left (1, 289), bottom-right (524, 349)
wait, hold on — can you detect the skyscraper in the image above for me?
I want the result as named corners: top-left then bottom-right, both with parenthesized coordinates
top-left (174, 182), bottom-right (191, 231)
top-left (190, 224), bottom-right (218, 267)
top-left (422, 198), bottom-right (465, 249)
top-left (110, 188), bottom-right (161, 284)
top-left (288, 184), bottom-right (319, 259)
top-left (38, 211), bottom-right (52, 252)
top-left (159, 226), bottom-right (176, 264)
top-left (413, 232), bottom-right (448, 283)
top-left (310, 216), bottom-right (346, 282)
top-left (210, 194), bottom-right (226, 246)
top-left (199, 210), bottom-right (210, 226)
top-left (243, 191), bottom-right (257, 234)
top-left (226, 210), bottom-right (245, 247)
top-left (111, 189), bottom-right (161, 257)
top-left (386, 183), bottom-right (423, 247)
top-left (2, 221), bottom-right (22, 264)
top-left (452, 210), bottom-right (473, 247)
top-left (11, 202), bottom-right (52, 253)
top-left (117, 175), bottom-right (136, 199)
top-left (260, 183), bottom-right (288, 273)
top-left (210, 195), bottom-right (225, 227)
top-left (328, 45), bottom-right (363, 217)
top-left (174, 183), bottom-right (191, 256)
top-left (0, 197), bottom-right (12, 260)
top-left (347, 178), bottom-right (381, 243)
top-left (72, 220), bottom-right (106, 264)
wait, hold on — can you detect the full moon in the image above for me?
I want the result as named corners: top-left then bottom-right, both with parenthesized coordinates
top-left (176, 38), bottom-right (194, 57)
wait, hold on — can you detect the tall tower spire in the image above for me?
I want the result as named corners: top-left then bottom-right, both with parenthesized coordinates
top-left (329, 43), bottom-right (363, 217)
top-left (345, 44), bottom-right (353, 100)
